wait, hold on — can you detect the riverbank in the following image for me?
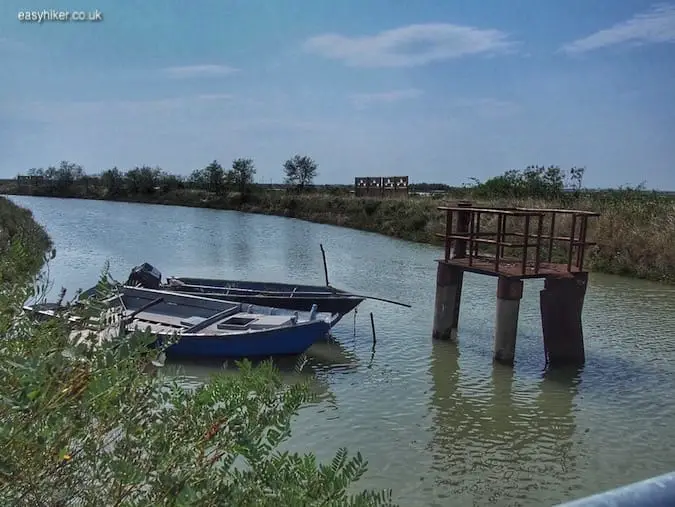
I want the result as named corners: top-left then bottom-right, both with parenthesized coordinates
top-left (3, 184), bottom-right (674, 283)
top-left (0, 195), bottom-right (52, 281)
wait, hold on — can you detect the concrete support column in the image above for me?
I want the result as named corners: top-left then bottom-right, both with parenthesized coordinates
top-left (540, 272), bottom-right (588, 367)
top-left (494, 276), bottom-right (524, 365)
top-left (432, 261), bottom-right (464, 341)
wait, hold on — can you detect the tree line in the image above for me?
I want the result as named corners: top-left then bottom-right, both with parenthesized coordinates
top-left (22, 160), bottom-right (644, 203)
top-left (466, 165), bottom-right (586, 199)
top-left (21, 155), bottom-right (320, 197)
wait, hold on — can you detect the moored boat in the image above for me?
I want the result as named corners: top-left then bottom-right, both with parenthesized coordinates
top-left (25, 286), bottom-right (334, 359)
top-left (125, 263), bottom-right (365, 322)
top-left (115, 287), bottom-right (332, 358)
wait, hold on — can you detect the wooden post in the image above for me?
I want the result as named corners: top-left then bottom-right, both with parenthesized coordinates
top-left (319, 244), bottom-right (329, 286)
top-left (494, 277), bottom-right (524, 365)
top-left (540, 272), bottom-right (588, 367)
top-left (432, 262), bottom-right (463, 341)
top-left (451, 201), bottom-right (472, 259)
top-left (370, 312), bottom-right (376, 344)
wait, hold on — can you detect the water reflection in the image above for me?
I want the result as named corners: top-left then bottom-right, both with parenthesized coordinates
top-left (228, 213), bottom-right (253, 273)
top-left (160, 337), bottom-right (360, 406)
top-left (162, 354), bottom-right (329, 402)
top-left (306, 338), bottom-right (361, 375)
top-left (284, 221), bottom-right (314, 277)
top-left (428, 339), bottom-right (586, 505)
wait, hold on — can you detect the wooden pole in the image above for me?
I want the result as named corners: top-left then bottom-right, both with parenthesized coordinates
top-left (319, 243), bottom-right (329, 286)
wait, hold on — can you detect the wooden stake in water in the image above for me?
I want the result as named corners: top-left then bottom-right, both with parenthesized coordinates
top-left (319, 243), bottom-right (329, 286)
top-left (370, 312), bottom-right (377, 344)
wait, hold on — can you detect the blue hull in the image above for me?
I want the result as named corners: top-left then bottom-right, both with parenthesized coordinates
top-left (153, 319), bottom-right (331, 359)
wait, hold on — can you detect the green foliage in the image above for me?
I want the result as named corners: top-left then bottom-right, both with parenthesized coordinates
top-left (468, 165), bottom-right (580, 199)
top-left (205, 160), bottom-right (226, 194)
top-left (0, 203), bottom-right (394, 506)
top-left (24, 161), bottom-right (85, 196)
top-left (100, 167), bottom-right (125, 197)
top-left (283, 155), bottom-right (319, 191)
top-left (0, 197), bottom-right (52, 285)
top-left (230, 158), bottom-right (256, 195)
top-left (190, 161), bottom-right (227, 194)
top-left (125, 166), bottom-right (162, 195)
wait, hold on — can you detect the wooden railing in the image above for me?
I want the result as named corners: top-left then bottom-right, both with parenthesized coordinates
top-left (436, 202), bottom-right (600, 276)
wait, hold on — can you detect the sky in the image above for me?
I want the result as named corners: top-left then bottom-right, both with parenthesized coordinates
top-left (1, 0), bottom-right (674, 189)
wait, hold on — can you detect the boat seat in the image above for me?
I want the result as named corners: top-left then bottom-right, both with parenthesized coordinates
top-left (126, 311), bottom-right (192, 328)
top-left (180, 316), bottom-right (206, 327)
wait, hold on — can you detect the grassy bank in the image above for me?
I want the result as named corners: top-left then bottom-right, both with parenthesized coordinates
top-left (0, 195), bottom-right (52, 282)
top-left (3, 179), bottom-right (674, 284)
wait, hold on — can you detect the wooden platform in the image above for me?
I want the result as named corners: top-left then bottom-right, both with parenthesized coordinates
top-left (439, 257), bottom-right (584, 279)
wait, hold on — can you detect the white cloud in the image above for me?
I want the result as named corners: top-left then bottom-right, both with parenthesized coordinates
top-left (163, 64), bottom-right (239, 78)
top-left (303, 23), bottom-right (516, 67)
top-left (561, 3), bottom-right (675, 54)
top-left (195, 93), bottom-right (235, 101)
top-left (2, 94), bottom-right (236, 124)
top-left (451, 98), bottom-right (520, 117)
top-left (349, 89), bottom-right (423, 108)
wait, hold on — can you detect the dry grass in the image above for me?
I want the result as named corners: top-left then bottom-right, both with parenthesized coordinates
top-left (235, 192), bottom-right (675, 283)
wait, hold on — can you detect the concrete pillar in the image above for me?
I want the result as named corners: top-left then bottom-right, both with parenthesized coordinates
top-left (540, 272), bottom-right (588, 367)
top-left (494, 276), bottom-right (524, 365)
top-left (432, 261), bottom-right (464, 341)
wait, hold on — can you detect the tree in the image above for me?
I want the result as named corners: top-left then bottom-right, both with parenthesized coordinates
top-left (44, 166), bottom-right (58, 181)
top-left (204, 160), bottom-right (225, 194)
top-left (53, 161), bottom-right (85, 193)
top-left (283, 155), bottom-right (318, 191)
top-left (125, 166), bottom-right (161, 194)
top-left (569, 166), bottom-right (585, 193)
top-left (230, 158), bottom-right (256, 194)
top-left (471, 165), bottom-right (567, 199)
top-left (26, 168), bottom-right (45, 177)
top-left (157, 172), bottom-right (184, 193)
top-left (99, 167), bottom-right (125, 197)
top-left (188, 168), bottom-right (208, 190)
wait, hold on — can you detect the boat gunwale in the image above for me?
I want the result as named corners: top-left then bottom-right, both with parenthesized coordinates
top-left (130, 315), bottom-right (330, 339)
top-left (166, 276), bottom-right (357, 297)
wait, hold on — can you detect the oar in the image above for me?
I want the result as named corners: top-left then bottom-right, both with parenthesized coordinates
top-left (124, 297), bottom-right (164, 324)
top-left (350, 294), bottom-right (412, 308)
top-left (326, 286), bottom-right (411, 308)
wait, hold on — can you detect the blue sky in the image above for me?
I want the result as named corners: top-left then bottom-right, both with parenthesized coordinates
top-left (1, 1), bottom-right (674, 189)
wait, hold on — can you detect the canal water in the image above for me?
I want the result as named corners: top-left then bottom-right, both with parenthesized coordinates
top-left (8, 195), bottom-right (675, 506)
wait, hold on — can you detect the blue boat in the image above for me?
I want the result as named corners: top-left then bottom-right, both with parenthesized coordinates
top-left (106, 286), bottom-right (334, 359)
top-left (18, 286), bottom-right (334, 359)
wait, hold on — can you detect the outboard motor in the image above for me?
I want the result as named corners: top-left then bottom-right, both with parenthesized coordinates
top-left (126, 263), bottom-right (162, 289)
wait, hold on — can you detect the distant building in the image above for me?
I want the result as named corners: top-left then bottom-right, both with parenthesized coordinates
top-left (354, 176), bottom-right (409, 198)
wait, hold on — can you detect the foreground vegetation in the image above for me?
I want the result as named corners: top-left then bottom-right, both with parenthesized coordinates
top-left (3, 160), bottom-right (674, 283)
top-left (0, 196), bottom-right (394, 505)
